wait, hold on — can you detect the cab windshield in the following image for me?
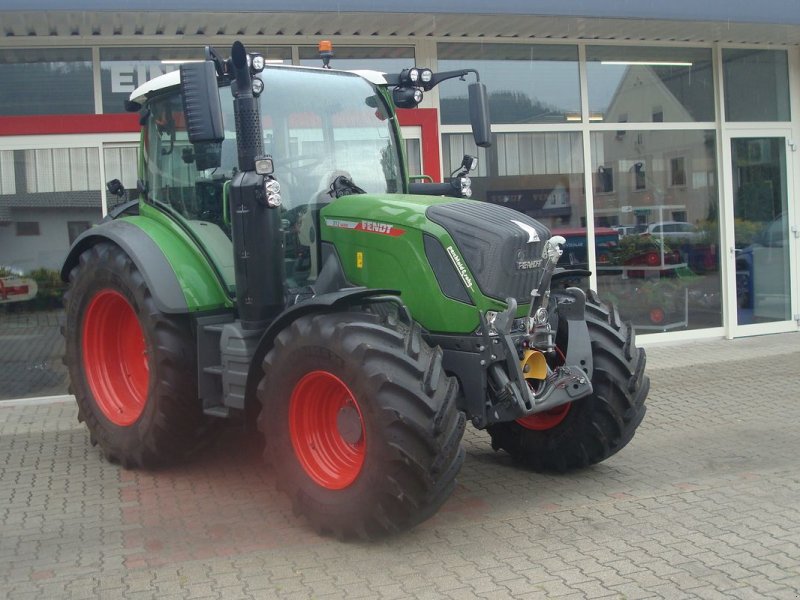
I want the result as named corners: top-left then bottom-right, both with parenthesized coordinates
top-left (143, 66), bottom-right (402, 289)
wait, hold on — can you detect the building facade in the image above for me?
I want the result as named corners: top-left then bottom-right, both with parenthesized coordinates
top-left (1, 2), bottom-right (799, 399)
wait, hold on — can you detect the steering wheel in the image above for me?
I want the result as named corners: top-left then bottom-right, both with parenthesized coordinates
top-left (279, 154), bottom-right (326, 171)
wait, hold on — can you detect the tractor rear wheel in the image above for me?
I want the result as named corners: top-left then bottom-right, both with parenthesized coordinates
top-left (63, 242), bottom-right (206, 467)
top-left (258, 310), bottom-right (465, 539)
top-left (487, 292), bottom-right (648, 472)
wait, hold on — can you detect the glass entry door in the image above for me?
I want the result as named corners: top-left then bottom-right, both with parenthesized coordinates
top-left (729, 135), bottom-right (795, 330)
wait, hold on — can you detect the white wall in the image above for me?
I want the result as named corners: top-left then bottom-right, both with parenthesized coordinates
top-left (0, 208), bottom-right (101, 273)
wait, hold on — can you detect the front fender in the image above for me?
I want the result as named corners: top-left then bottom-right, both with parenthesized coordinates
top-left (244, 287), bottom-right (400, 410)
top-left (61, 217), bottom-right (231, 314)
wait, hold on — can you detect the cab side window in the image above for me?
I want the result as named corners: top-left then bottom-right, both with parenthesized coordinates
top-left (144, 93), bottom-right (234, 235)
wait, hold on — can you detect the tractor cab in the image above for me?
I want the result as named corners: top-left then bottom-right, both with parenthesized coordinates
top-left (135, 65), bottom-right (405, 291)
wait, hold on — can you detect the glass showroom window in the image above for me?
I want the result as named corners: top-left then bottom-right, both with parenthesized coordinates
top-left (437, 43), bottom-right (580, 125)
top-left (0, 48), bottom-right (94, 115)
top-left (100, 46), bottom-right (292, 114)
top-left (590, 130), bottom-right (721, 332)
top-left (0, 145), bottom-right (105, 400)
top-left (722, 49), bottom-right (790, 122)
top-left (586, 46), bottom-right (714, 123)
top-left (298, 46), bottom-right (414, 73)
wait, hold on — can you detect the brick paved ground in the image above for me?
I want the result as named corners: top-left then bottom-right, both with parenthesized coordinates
top-left (1, 332), bottom-right (799, 599)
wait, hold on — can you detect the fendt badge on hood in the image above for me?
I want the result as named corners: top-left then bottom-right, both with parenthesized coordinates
top-left (515, 249), bottom-right (542, 270)
top-left (511, 219), bottom-right (540, 243)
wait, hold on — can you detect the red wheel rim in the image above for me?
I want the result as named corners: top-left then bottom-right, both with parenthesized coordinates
top-left (82, 290), bottom-right (149, 426)
top-left (516, 404), bottom-right (571, 430)
top-left (289, 371), bottom-right (366, 490)
top-left (645, 252), bottom-right (660, 266)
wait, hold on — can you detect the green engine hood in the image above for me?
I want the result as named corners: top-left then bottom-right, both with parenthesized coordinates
top-left (319, 193), bottom-right (512, 334)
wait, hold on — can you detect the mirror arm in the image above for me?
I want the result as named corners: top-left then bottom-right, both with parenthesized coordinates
top-left (426, 69), bottom-right (479, 90)
top-left (383, 68), bottom-right (480, 90)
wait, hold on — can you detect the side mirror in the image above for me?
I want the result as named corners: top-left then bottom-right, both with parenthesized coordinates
top-left (468, 82), bottom-right (492, 148)
top-left (106, 179), bottom-right (125, 198)
top-left (180, 61), bottom-right (224, 145)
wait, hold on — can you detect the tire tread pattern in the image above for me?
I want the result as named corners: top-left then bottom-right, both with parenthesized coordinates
top-left (63, 242), bottom-right (208, 468)
top-left (257, 310), bottom-right (465, 540)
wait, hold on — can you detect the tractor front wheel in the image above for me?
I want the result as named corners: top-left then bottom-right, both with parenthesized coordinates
top-left (258, 310), bottom-right (465, 539)
top-left (63, 242), bottom-right (206, 467)
top-left (487, 292), bottom-right (648, 472)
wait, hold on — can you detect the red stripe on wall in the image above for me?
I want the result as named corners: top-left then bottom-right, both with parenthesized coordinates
top-left (396, 108), bottom-right (441, 183)
top-left (0, 114), bottom-right (140, 136)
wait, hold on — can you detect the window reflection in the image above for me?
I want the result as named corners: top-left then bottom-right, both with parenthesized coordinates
top-left (591, 130), bottom-right (721, 331)
top-left (587, 46), bottom-right (714, 123)
top-left (723, 49), bottom-right (790, 122)
top-left (438, 43), bottom-right (580, 124)
top-left (0, 48), bottom-right (94, 115)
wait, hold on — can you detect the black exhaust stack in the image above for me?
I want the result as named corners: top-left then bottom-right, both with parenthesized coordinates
top-left (228, 41), bottom-right (285, 329)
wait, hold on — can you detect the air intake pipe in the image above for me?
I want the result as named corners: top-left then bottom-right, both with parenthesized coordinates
top-left (228, 41), bottom-right (285, 329)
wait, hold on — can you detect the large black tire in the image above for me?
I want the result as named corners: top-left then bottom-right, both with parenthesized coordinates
top-left (487, 291), bottom-right (649, 472)
top-left (257, 310), bottom-right (465, 540)
top-left (63, 242), bottom-right (206, 468)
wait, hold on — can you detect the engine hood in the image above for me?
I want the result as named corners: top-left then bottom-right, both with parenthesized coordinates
top-left (320, 193), bottom-right (467, 232)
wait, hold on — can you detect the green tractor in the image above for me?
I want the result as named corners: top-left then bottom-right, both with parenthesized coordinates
top-left (62, 42), bottom-right (648, 539)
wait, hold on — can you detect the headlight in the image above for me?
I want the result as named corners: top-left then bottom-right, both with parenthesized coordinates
top-left (254, 156), bottom-right (274, 175)
top-left (250, 54), bottom-right (265, 72)
top-left (264, 178), bottom-right (282, 207)
top-left (251, 78), bottom-right (264, 96)
top-left (459, 176), bottom-right (472, 198)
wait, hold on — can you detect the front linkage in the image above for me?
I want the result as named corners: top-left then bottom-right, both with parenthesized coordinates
top-left (432, 235), bottom-right (594, 429)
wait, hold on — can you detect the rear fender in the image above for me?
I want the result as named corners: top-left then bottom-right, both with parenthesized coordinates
top-left (61, 217), bottom-right (231, 314)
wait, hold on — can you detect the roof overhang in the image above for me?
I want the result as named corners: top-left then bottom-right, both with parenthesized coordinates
top-left (2, 1), bottom-right (799, 26)
top-left (0, 10), bottom-right (798, 46)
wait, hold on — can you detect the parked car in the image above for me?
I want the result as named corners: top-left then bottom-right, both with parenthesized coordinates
top-left (642, 221), bottom-right (702, 241)
top-left (612, 225), bottom-right (642, 237)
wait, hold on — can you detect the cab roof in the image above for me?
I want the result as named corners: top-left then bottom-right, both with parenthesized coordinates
top-left (128, 63), bottom-right (389, 106)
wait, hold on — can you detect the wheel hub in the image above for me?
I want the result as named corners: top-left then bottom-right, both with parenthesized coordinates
top-left (337, 404), bottom-right (363, 445)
